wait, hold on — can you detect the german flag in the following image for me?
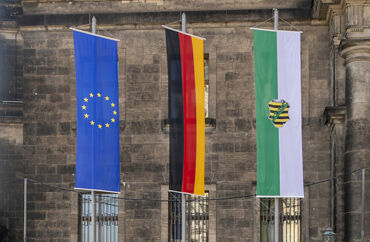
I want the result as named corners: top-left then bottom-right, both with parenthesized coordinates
top-left (165, 27), bottom-right (205, 196)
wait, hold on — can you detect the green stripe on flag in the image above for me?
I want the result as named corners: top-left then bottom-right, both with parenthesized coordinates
top-left (254, 30), bottom-right (280, 196)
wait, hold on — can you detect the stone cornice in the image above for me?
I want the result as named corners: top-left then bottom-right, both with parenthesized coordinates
top-left (328, 2), bottom-right (346, 46)
top-left (340, 40), bottom-right (370, 63)
top-left (312, 0), bottom-right (369, 22)
top-left (312, 0), bottom-right (342, 20)
top-left (17, 9), bottom-right (312, 28)
top-left (20, 0), bottom-right (311, 16)
top-left (314, 0), bottom-right (370, 50)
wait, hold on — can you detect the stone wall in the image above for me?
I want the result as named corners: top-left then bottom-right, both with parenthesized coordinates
top-left (14, 15), bottom-right (333, 241)
top-left (21, 30), bottom-right (78, 241)
top-left (0, 120), bottom-right (24, 242)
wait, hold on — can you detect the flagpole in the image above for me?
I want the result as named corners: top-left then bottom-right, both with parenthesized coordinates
top-left (24, 178), bottom-right (27, 242)
top-left (181, 12), bottom-right (186, 242)
top-left (273, 9), bottom-right (280, 242)
top-left (274, 8), bottom-right (279, 30)
top-left (91, 15), bottom-right (97, 242)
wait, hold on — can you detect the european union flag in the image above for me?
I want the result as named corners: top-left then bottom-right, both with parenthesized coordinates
top-left (73, 29), bottom-right (120, 193)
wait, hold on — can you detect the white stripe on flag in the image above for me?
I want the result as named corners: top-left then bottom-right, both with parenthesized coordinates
top-left (277, 31), bottom-right (304, 197)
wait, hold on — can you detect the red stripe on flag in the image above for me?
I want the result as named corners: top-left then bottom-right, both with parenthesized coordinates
top-left (179, 33), bottom-right (197, 194)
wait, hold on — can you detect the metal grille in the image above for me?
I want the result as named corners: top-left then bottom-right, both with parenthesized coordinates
top-left (168, 192), bottom-right (209, 242)
top-left (81, 194), bottom-right (118, 242)
top-left (260, 198), bottom-right (302, 242)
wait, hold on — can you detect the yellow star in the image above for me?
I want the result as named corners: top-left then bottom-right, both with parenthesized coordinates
top-left (90, 120), bottom-right (95, 125)
top-left (97, 93), bottom-right (101, 97)
top-left (82, 105), bottom-right (86, 110)
top-left (111, 118), bottom-right (115, 123)
top-left (111, 103), bottom-right (115, 107)
top-left (113, 110), bottom-right (117, 115)
top-left (89, 93), bottom-right (93, 98)
top-left (105, 96), bottom-right (109, 101)
top-left (84, 114), bottom-right (89, 118)
top-left (84, 98), bottom-right (88, 102)
top-left (105, 123), bottom-right (110, 128)
top-left (98, 124), bottom-right (102, 129)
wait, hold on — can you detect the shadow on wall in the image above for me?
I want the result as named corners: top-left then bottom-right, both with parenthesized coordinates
top-left (0, 224), bottom-right (8, 242)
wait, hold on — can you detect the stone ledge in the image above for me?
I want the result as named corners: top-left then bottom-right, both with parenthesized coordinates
top-left (18, 9), bottom-right (311, 27)
top-left (161, 117), bottom-right (216, 134)
top-left (21, 0), bottom-right (311, 16)
top-left (0, 101), bottom-right (23, 122)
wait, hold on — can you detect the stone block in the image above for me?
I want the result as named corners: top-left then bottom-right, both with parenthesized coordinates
top-left (143, 64), bottom-right (160, 73)
top-left (37, 85), bottom-right (56, 94)
top-left (24, 49), bottom-right (36, 57)
top-left (58, 122), bottom-right (70, 135)
top-left (36, 122), bottom-right (57, 136)
top-left (212, 142), bottom-right (234, 152)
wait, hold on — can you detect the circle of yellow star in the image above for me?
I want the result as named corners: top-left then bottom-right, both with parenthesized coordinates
top-left (84, 92), bottom-right (119, 129)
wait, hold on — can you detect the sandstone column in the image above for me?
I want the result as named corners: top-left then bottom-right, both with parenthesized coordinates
top-left (341, 39), bottom-right (370, 241)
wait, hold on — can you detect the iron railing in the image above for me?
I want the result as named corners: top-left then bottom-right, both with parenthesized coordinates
top-left (260, 198), bottom-right (302, 242)
top-left (168, 192), bottom-right (209, 242)
top-left (81, 194), bottom-right (118, 242)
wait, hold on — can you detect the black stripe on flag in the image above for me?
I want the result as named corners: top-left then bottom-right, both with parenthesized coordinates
top-left (166, 29), bottom-right (184, 192)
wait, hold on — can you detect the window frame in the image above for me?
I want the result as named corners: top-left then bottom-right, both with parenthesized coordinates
top-left (161, 185), bottom-right (216, 242)
top-left (79, 193), bottom-right (119, 242)
top-left (260, 198), bottom-right (302, 242)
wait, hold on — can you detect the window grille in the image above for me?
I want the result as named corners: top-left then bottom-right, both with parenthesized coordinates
top-left (80, 193), bottom-right (118, 242)
top-left (260, 198), bottom-right (302, 242)
top-left (168, 192), bottom-right (209, 242)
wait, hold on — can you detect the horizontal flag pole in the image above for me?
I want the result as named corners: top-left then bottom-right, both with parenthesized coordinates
top-left (250, 27), bottom-right (303, 34)
top-left (70, 27), bottom-right (120, 42)
top-left (168, 189), bottom-right (207, 198)
top-left (162, 25), bottom-right (206, 40)
top-left (75, 187), bottom-right (120, 194)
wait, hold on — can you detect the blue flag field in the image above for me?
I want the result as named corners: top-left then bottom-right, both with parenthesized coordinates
top-left (73, 29), bottom-right (120, 193)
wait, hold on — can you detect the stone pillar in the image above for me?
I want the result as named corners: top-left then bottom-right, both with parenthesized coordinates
top-left (340, 40), bottom-right (370, 241)
top-left (324, 106), bottom-right (345, 241)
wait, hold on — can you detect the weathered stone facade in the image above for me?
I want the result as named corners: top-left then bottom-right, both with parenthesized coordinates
top-left (0, 0), bottom-right (369, 241)
top-left (314, 0), bottom-right (370, 241)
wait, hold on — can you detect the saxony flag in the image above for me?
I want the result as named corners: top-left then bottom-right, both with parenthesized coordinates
top-left (253, 28), bottom-right (304, 198)
top-left (165, 27), bottom-right (205, 196)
